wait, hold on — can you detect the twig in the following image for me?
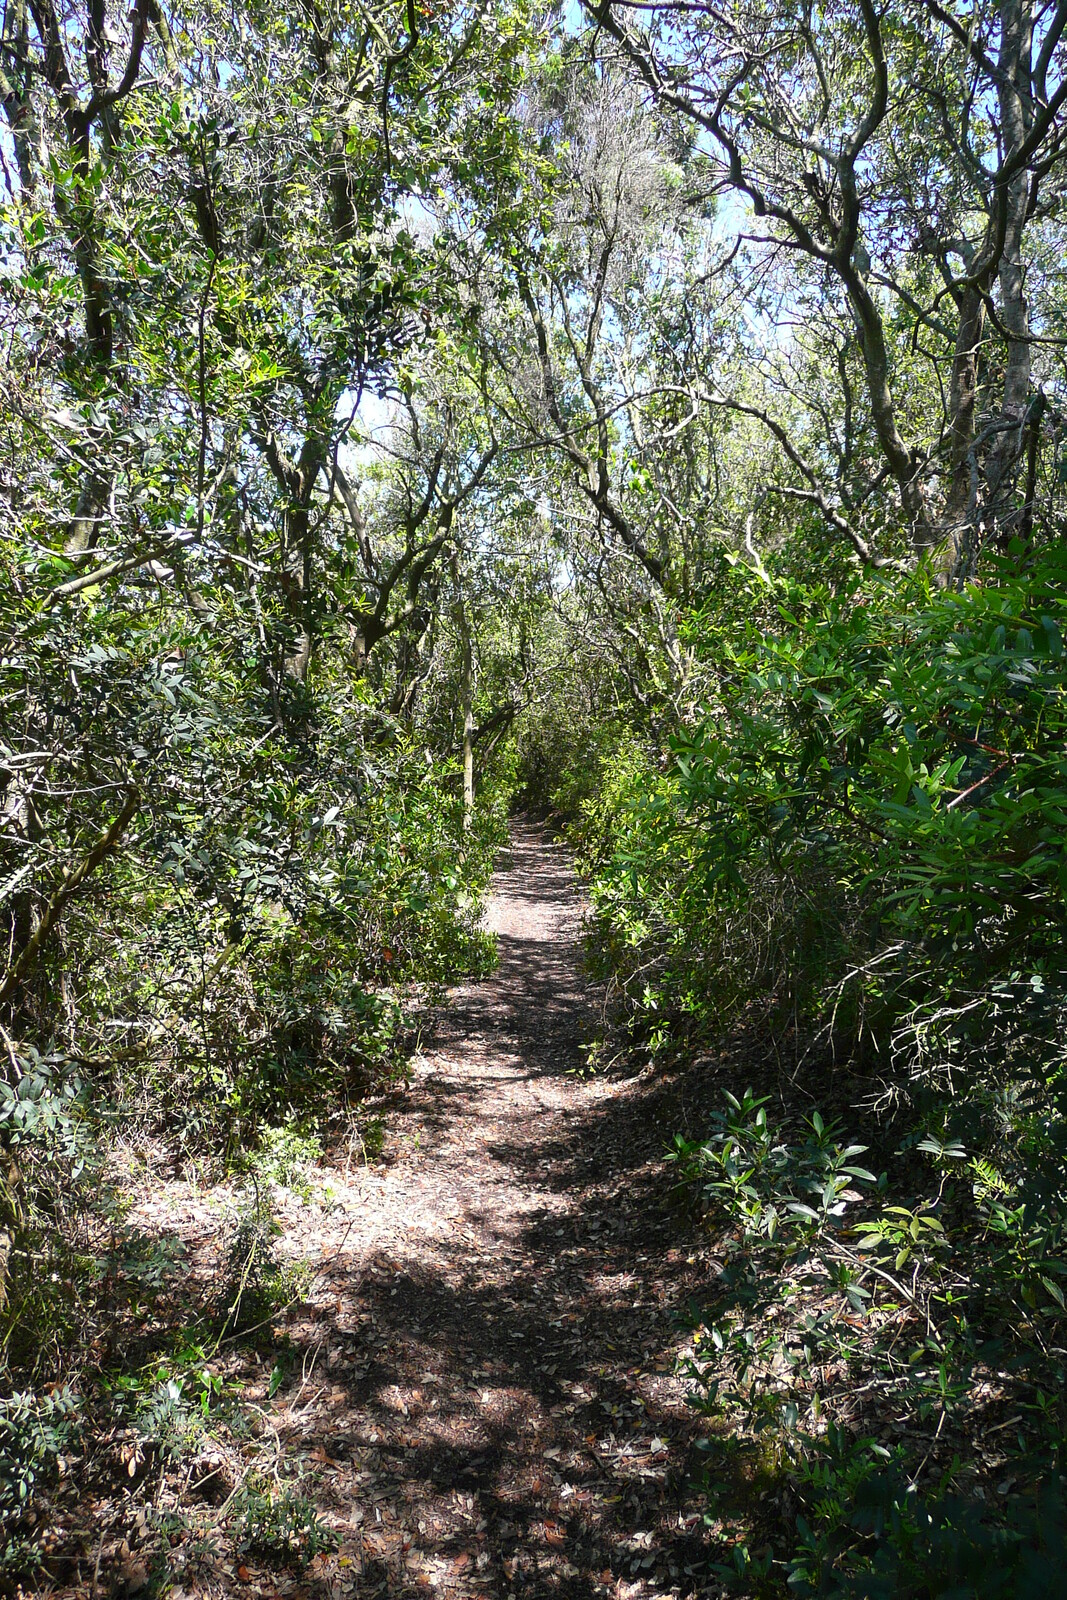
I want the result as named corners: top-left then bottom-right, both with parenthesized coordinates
top-left (90, 1531), bottom-right (105, 1600)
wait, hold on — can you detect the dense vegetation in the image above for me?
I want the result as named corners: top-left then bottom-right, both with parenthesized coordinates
top-left (2, 0), bottom-right (1067, 1592)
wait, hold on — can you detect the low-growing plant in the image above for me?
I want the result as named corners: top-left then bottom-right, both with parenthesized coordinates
top-left (786, 1428), bottom-right (1067, 1598)
top-left (243, 1124), bottom-right (323, 1201)
top-left (0, 1053), bottom-right (107, 1374)
top-left (216, 1183), bottom-right (282, 1336)
top-left (0, 1386), bottom-right (79, 1579)
top-left (214, 1180), bottom-right (315, 1341)
top-left (230, 1476), bottom-right (337, 1568)
top-left (671, 1089), bottom-right (1067, 1596)
top-left (355, 1112), bottom-right (386, 1162)
top-left (109, 1344), bottom-right (227, 1476)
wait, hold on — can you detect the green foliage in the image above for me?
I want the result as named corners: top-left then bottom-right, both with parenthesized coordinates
top-left (673, 1095), bottom-right (883, 1439)
top-left (3, 0), bottom-right (1066, 1585)
top-left (786, 1430), bottom-right (1067, 1598)
top-left (0, 1387), bottom-right (79, 1578)
top-left (582, 549), bottom-right (1067, 1081)
top-left (354, 1112), bottom-right (387, 1163)
top-left (248, 1125), bottom-right (324, 1200)
top-left (110, 1354), bottom-right (223, 1473)
top-left (570, 554), bottom-right (1067, 1592)
top-left (668, 1091), bottom-right (878, 1256)
top-left (0, 1052), bottom-right (90, 1175)
top-left (230, 1476), bottom-right (337, 1569)
top-left (777, 1420), bottom-right (1067, 1593)
top-left (0, 0), bottom-right (524, 1432)
top-left (668, 1092), bottom-right (1067, 1595)
top-left (558, 729), bottom-right (657, 873)
top-left (0, 1052), bottom-right (103, 1374)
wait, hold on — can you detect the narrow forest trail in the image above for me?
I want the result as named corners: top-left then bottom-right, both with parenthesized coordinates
top-left (130, 823), bottom-right (719, 1600)
top-left (285, 820), bottom-right (715, 1600)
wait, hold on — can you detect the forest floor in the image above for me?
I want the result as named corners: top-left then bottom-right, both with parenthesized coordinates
top-left (59, 822), bottom-right (732, 1600)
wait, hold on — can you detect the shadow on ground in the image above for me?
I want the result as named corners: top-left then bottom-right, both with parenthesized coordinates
top-left (253, 821), bottom-right (744, 1599)
top-left (70, 820), bottom-right (754, 1600)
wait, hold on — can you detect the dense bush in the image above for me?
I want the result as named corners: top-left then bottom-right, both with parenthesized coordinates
top-left (581, 548), bottom-right (1067, 1070)
top-left (1, 543), bottom-right (501, 1127)
top-left (571, 547), bottom-right (1067, 1593)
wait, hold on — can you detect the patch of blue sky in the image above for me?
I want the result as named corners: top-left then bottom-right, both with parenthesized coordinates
top-left (335, 388), bottom-right (400, 476)
top-left (396, 190), bottom-right (440, 243)
top-left (1, 125), bottom-right (19, 202)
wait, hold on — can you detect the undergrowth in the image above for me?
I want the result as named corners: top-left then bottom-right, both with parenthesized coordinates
top-left (0, 774), bottom-right (508, 1587)
top-left (552, 548), bottom-right (1067, 1597)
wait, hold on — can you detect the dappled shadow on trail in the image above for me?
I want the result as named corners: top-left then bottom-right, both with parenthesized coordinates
top-left (255, 821), bottom-right (731, 1598)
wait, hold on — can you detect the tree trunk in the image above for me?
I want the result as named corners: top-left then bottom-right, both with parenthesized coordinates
top-left (943, 283), bottom-right (987, 566)
top-left (984, 0), bottom-right (1035, 545)
top-left (451, 551), bottom-right (474, 831)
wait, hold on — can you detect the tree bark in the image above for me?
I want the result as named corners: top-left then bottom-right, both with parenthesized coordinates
top-left (984, 0), bottom-right (1034, 541)
top-left (451, 550), bottom-right (474, 831)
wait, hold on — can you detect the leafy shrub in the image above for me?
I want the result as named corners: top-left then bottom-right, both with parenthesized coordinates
top-left (538, 547), bottom-right (1067, 1595)
top-left (0, 1053), bottom-right (104, 1374)
top-left (354, 1112), bottom-right (386, 1162)
top-left (673, 1094), bottom-right (882, 1433)
top-left (230, 1477), bottom-right (337, 1568)
top-left (0, 1387), bottom-right (79, 1578)
top-left (786, 1429), bottom-right (1067, 1599)
top-left (673, 1088), bottom-right (1067, 1598)
top-left (582, 548), bottom-right (1067, 1083)
top-left (0, 629), bottom-right (507, 1374)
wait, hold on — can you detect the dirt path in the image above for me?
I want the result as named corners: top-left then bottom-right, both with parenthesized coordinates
top-left (277, 820), bottom-right (715, 1600)
top-left (131, 822), bottom-right (716, 1600)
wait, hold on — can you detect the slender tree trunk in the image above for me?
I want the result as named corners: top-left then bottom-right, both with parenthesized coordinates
top-left (451, 551), bottom-right (474, 831)
top-left (0, 0), bottom-right (40, 191)
top-left (844, 270), bottom-right (930, 548)
top-left (984, 0), bottom-right (1035, 550)
top-left (944, 284), bottom-right (987, 562)
top-left (463, 691), bottom-right (474, 830)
